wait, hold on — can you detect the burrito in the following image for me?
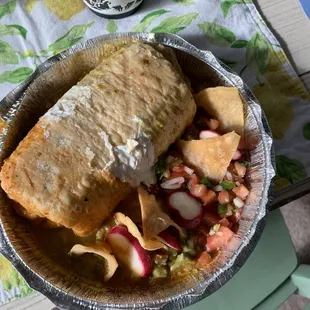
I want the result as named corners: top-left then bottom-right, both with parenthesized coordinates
top-left (0, 42), bottom-right (196, 236)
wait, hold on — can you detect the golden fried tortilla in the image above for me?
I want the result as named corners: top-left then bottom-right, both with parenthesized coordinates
top-left (114, 212), bottom-right (164, 251)
top-left (195, 87), bottom-right (244, 136)
top-left (1, 42), bottom-right (196, 236)
top-left (138, 186), bottom-right (184, 240)
top-left (177, 132), bottom-right (240, 183)
top-left (69, 243), bottom-right (118, 281)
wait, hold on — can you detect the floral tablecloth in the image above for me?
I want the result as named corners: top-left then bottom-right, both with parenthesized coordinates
top-left (0, 0), bottom-right (309, 306)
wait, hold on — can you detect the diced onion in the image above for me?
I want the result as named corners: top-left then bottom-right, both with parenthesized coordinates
top-left (235, 181), bottom-right (241, 186)
top-left (225, 171), bottom-right (233, 181)
top-left (161, 177), bottom-right (185, 189)
top-left (165, 156), bottom-right (175, 164)
top-left (183, 165), bottom-right (194, 175)
top-left (213, 185), bottom-right (223, 192)
top-left (233, 197), bottom-right (244, 208)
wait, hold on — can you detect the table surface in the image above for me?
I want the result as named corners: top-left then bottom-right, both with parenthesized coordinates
top-left (0, 0), bottom-right (309, 309)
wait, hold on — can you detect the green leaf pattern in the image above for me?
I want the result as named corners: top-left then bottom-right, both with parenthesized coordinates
top-left (198, 22), bottom-right (236, 47)
top-left (246, 32), bottom-right (271, 74)
top-left (0, 0), bottom-right (16, 19)
top-left (106, 20), bottom-right (118, 34)
top-left (151, 13), bottom-right (198, 33)
top-left (0, 67), bottom-right (33, 83)
top-left (0, 40), bottom-right (18, 64)
top-left (173, 0), bottom-right (195, 5)
top-left (47, 22), bottom-right (94, 53)
top-left (131, 9), bottom-right (169, 32)
top-left (0, 24), bottom-right (27, 38)
top-left (276, 155), bottom-right (307, 184)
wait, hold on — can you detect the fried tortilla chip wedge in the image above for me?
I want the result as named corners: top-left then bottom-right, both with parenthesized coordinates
top-left (114, 212), bottom-right (164, 251)
top-left (195, 87), bottom-right (244, 136)
top-left (177, 132), bottom-right (240, 183)
top-left (138, 186), bottom-right (185, 241)
top-left (69, 243), bottom-right (118, 281)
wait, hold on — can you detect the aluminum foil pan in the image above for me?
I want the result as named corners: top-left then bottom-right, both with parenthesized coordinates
top-left (0, 33), bottom-right (275, 309)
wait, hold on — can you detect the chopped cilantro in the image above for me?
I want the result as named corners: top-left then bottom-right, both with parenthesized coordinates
top-left (220, 180), bottom-right (236, 190)
top-left (200, 177), bottom-right (212, 187)
top-left (218, 204), bottom-right (228, 215)
top-left (239, 160), bottom-right (250, 168)
top-left (155, 156), bottom-right (165, 175)
top-left (232, 205), bottom-right (238, 213)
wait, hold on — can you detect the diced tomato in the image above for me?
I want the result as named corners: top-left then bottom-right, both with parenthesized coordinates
top-left (167, 171), bottom-right (188, 180)
top-left (187, 174), bottom-right (199, 188)
top-left (218, 218), bottom-right (230, 228)
top-left (232, 184), bottom-right (249, 200)
top-left (201, 190), bottom-right (217, 206)
top-left (190, 184), bottom-right (208, 198)
top-left (206, 119), bottom-right (220, 130)
top-left (171, 164), bottom-right (185, 172)
top-left (202, 212), bottom-right (220, 226)
top-left (197, 251), bottom-right (212, 266)
top-left (206, 226), bottom-right (234, 252)
top-left (218, 190), bottom-right (230, 204)
top-left (234, 162), bottom-right (246, 178)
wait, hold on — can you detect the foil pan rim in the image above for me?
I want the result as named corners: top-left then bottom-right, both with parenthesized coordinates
top-left (0, 32), bottom-right (275, 310)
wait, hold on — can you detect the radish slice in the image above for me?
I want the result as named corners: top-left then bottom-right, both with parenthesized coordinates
top-left (107, 226), bottom-right (153, 278)
top-left (199, 130), bottom-right (221, 139)
top-left (167, 191), bottom-right (204, 229)
top-left (183, 165), bottom-right (194, 175)
top-left (161, 177), bottom-right (185, 190)
top-left (157, 230), bottom-right (181, 251)
top-left (232, 150), bottom-right (242, 160)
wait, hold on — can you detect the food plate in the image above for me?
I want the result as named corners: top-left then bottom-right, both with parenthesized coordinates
top-left (0, 33), bottom-right (275, 309)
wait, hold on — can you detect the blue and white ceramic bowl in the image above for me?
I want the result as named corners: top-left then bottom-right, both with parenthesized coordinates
top-left (83, 0), bottom-right (144, 19)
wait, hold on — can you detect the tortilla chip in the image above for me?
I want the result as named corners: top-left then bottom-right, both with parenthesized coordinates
top-left (69, 243), bottom-right (118, 281)
top-left (138, 186), bottom-right (185, 241)
top-left (114, 212), bottom-right (164, 251)
top-left (177, 132), bottom-right (240, 183)
top-left (115, 191), bottom-right (142, 224)
top-left (194, 87), bottom-right (244, 136)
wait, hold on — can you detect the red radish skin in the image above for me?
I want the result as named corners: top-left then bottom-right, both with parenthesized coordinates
top-left (199, 130), bottom-right (221, 139)
top-left (190, 184), bottom-right (208, 198)
top-left (167, 191), bottom-right (204, 229)
top-left (206, 119), bottom-right (220, 130)
top-left (158, 230), bottom-right (181, 251)
top-left (107, 226), bottom-right (152, 278)
top-left (206, 226), bottom-right (234, 252)
top-left (232, 150), bottom-right (242, 160)
top-left (218, 190), bottom-right (230, 204)
top-left (232, 184), bottom-right (249, 200)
